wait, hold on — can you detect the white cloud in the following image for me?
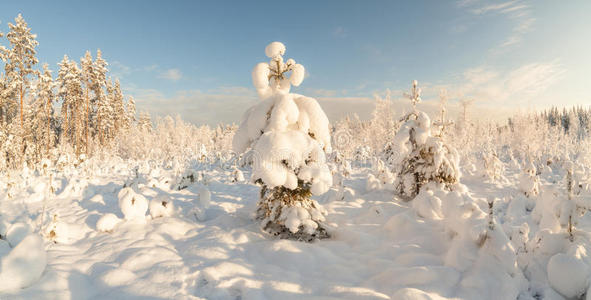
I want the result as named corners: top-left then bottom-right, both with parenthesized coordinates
top-left (159, 68), bottom-right (183, 81)
top-left (124, 85), bottom-right (258, 125)
top-left (110, 61), bottom-right (132, 79)
top-left (459, 0), bottom-right (535, 51)
top-left (333, 26), bottom-right (347, 38)
top-left (433, 61), bottom-right (565, 109)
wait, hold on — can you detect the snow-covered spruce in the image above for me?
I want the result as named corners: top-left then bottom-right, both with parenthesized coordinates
top-left (232, 42), bottom-right (332, 241)
top-left (386, 81), bottom-right (460, 199)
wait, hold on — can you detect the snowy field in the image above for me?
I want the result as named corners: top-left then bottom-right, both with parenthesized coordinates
top-left (1, 153), bottom-right (591, 300)
top-left (0, 12), bottom-right (590, 299)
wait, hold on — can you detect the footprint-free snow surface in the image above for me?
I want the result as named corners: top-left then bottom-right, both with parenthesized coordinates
top-left (1, 160), bottom-right (590, 299)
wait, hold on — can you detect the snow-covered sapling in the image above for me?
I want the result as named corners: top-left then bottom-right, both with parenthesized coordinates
top-left (519, 161), bottom-right (540, 197)
top-left (149, 195), bottom-right (174, 218)
top-left (432, 89), bottom-right (454, 137)
top-left (118, 187), bottom-right (148, 220)
top-left (232, 42), bottom-right (332, 241)
top-left (231, 167), bottom-right (245, 182)
top-left (390, 81), bottom-right (461, 199)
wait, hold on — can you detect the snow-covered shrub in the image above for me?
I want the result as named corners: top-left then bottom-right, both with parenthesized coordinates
top-left (389, 81), bottom-right (461, 199)
top-left (96, 213), bottom-right (121, 233)
top-left (367, 158), bottom-right (395, 191)
top-left (232, 42), bottom-right (332, 241)
top-left (519, 161), bottom-right (540, 197)
top-left (149, 196), bottom-right (174, 218)
top-left (118, 187), bottom-right (148, 220)
top-left (481, 151), bottom-right (505, 181)
top-left (43, 214), bottom-right (69, 244)
top-left (231, 167), bottom-right (245, 182)
top-left (328, 150), bottom-right (351, 200)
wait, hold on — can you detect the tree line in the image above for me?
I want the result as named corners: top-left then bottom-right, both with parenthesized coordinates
top-left (0, 14), bottom-right (151, 169)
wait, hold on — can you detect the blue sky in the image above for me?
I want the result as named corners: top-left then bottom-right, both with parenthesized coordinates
top-left (1, 0), bottom-right (590, 125)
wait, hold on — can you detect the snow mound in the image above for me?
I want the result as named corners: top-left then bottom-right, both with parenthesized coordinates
top-left (198, 186), bottom-right (211, 208)
top-left (118, 187), bottom-right (148, 220)
top-left (96, 213), bottom-right (121, 232)
top-left (6, 222), bottom-right (32, 247)
top-left (0, 234), bottom-right (47, 292)
top-left (547, 253), bottom-right (589, 298)
top-left (149, 196), bottom-right (174, 218)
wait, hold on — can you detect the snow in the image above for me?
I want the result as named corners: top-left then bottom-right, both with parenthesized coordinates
top-left (118, 187), bottom-right (148, 220)
top-left (0, 234), bottom-right (47, 292)
top-left (265, 41), bottom-right (286, 58)
top-left (6, 222), bottom-right (32, 246)
top-left (547, 253), bottom-right (589, 298)
top-left (0, 153), bottom-right (590, 298)
top-left (96, 213), bottom-right (121, 232)
top-left (149, 196), bottom-right (175, 218)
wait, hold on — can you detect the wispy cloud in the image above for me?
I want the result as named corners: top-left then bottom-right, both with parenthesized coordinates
top-left (333, 26), bottom-right (347, 38)
top-left (110, 61), bottom-right (159, 80)
top-left (110, 61), bottom-right (132, 79)
top-left (124, 85), bottom-right (258, 125)
top-left (158, 68), bottom-right (183, 81)
top-left (459, 0), bottom-right (535, 51)
top-left (447, 61), bottom-right (565, 106)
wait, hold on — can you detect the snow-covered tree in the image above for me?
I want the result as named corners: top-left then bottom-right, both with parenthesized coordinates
top-left (126, 95), bottom-right (136, 128)
top-left (112, 78), bottom-right (125, 134)
top-left (390, 81), bottom-right (461, 199)
top-left (56, 55), bottom-right (84, 155)
top-left (433, 89), bottom-right (454, 137)
top-left (233, 42), bottom-right (332, 241)
top-left (80, 50), bottom-right (94, 154)
top-left (519, 160), bottom-right (539, 197)
top-left (4, 14), bottom-right (39, 128)
top-left (138, 111), bottom-right (152, 132)
top-left (28, 64), bottom-right (55, 156)
top-left (93, 49), bottom-right (108, 144)
top-left (101, 78), bottom-right (116, 141)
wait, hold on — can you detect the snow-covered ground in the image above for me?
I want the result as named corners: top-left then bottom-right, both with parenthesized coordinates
top-left (1, 156), bottom-right (590, 299)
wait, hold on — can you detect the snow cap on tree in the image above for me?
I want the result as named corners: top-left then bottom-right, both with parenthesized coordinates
top-left (251, 41), bottom-right (306, 99)
top-left (265, 42), bottom-right (286, 58)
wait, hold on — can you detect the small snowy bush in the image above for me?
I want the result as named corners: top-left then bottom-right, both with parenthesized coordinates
top-left (118, 187), bottom-right (148, 220)
top-left (149, 196), bottom-right (174, 218)
top-left (389, 81), bottom-right (460, 199)
top-left (96, 213), bottom-right (121, 232)
top-left (232, 42), bottom-right (332, 241)
top-left (519, 161), bottom-right (540, 197)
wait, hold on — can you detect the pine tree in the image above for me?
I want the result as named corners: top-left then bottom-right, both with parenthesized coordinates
top-left (56, 56), bottom-right (84, 155)
top-left (80, 50), bottom-right (94, 154)
top-left (138, 111), bottom-right (152, 132)
top-left (4, 14), bottom-right (39, 128)
top-left (233, 42), bottom-right (332, 241)
top-left (102, 79), bottom-right (116, 141)
top-left (112, 78), bottom-right (125, 134)
top-left (29, 64), bottom-right (55, 155)
top-left (92, 49), bottom-right (108, 144)
top-left (126, 95), bottom-right (136, 128)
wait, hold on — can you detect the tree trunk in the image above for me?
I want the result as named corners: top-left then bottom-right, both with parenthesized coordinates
top-left (85, 87), bottom-right (89, 155)
top-left (46, 97), bottom-right (50, 154)
top-left (20, 83), bottom-right (24, 128)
